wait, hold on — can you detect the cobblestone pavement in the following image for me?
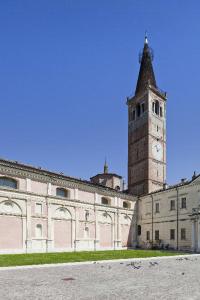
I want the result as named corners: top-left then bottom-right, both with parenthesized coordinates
top-left (0, 255), bottom-right (200, 300)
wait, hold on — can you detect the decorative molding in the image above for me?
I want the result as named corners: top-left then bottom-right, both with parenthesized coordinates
top-left (0, 163), bottom-right (135, 201)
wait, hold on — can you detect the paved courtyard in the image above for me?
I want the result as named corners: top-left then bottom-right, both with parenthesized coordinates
top-left (0, 255), bottom-right (200, 300)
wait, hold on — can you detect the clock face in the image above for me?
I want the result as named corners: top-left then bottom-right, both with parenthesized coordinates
top-left (152, 141), bottom-right (163, 160)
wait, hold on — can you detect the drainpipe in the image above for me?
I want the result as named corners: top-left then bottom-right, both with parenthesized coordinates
top-left (151, 194), bottom-right (154, 249)
top-left (176, 187), bottom-right (179, 250)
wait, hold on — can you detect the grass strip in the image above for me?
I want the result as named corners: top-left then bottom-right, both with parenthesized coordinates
top-left (0, 249), bottom-right (187, 267)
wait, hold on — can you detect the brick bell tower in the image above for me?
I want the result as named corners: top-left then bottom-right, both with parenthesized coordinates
top-left (127, 35), bottom-right (167, 196)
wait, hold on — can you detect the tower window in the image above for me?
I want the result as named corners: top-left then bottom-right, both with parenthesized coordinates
top-left (160, 107), bottom-right (163, 117)
top-left (132, 110), bottom-right (136, 120)
top-left (136, 104), bottom-right (141, 117)
top-left (155, 100), bottom-right (159, 115)
top-left (152, 102), bottom-right (155, 112)
top-left (141, 103), bottom-right (145, 113)
top-left (137, 225), bottom-right (141, 236)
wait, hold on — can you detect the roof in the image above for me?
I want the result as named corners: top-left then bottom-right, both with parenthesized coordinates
top-left (90, 173), bottom-right (122, 179)
top-left (135, 38), bottom-right (157, 95)
top-left (141, 174), bottom-right (200, 197)
top-left (0, 157), bottom-right (130, 197)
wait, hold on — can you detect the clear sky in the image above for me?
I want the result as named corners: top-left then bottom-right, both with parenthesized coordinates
top-left (0, 0), bottom-right (199, 185)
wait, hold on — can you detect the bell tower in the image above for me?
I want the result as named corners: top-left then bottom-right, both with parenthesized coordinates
top-left (127, 36), bottom-right (167, 195)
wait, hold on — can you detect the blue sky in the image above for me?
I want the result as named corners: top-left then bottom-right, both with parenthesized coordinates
top-left (0, 0), bottom-right (199, 185)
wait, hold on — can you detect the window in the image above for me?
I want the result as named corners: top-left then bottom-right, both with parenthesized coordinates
top-left (181, 228), bottom-right (186, 240)
top-left (101, 197), bottom-right (110, 205)
top-left (123, 201), bottom-right (130, 209)
top-left (56, 188), bottom-right (69, 198)
top-left (35, 203), bottom-right (42, 215)
top-left (155, 100), bottom-right (160, 115)
top-left (137, 225), bottom-right (141, 236)
top-left (115, 185), bottom-right (120, 191)
top-left (141, 103), bottom-right (145, 113)
top-left (170, 229), bottom-right (175, 240)
top-left (0, 177), bottom-right (17, 189)
top-left (181, 198), bottom-right (186, 209)
top-left (155, 202), bottom-right (160, 213)
top-left (160, 107), bottom-right (163, 117)
top-left (136, 104), bottom-right (141, 117)
top-left (35, 224), bottom-right (42, 238)
top-left (146, 231), bottom-right (150, 241)
top-left (170, 200), bottom-right (175, 211)
top-left (132, 110), bottom-right (136, 121)
top-left (152, 102), bottom-right (155, 112)
top-left (155, 230), bottom-right (159, 240)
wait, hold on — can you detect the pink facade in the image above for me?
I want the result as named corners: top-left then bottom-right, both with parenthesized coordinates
top-left (0, 216), bottom-right (23, 249)
top-left (54, 220), bottom-right (72, 248)
top-left (0, 160), bottom-right (136, 253)
top-left (99, 224), bottom-right (112, 248)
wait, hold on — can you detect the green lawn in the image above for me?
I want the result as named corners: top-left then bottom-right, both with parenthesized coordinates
top-left (0, 250), bottom-right (186, 267)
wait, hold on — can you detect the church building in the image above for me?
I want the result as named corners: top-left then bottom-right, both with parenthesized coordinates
top-left (0, 36), bottom-right (199, 253)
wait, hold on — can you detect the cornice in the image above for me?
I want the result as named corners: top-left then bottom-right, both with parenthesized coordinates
top-left (0, 161), bottom-right (135, 201)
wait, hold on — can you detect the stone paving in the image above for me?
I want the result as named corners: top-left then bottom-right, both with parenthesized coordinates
top-left (0, 255), bottom-right (200, 300)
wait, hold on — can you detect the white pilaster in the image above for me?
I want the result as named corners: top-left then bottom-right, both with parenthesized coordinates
top-left (74, 207), bottom-right (79, 251)
top-left (47, 201), bottom-right (53, 252)
top-left (94, 207), bottom-right (99, 250)
top-left (26, 199), bottom-right (32, 252)
top-left (74, 188), bottom-right (78, 200)
top-left (197, 220), bottom-right (200, 252)
top-left (26, 179), bottom-right (31, 192)
top-left (47, 183), bottom-right (52, 196)
top-left (191, 220), bottom-right (196, 251)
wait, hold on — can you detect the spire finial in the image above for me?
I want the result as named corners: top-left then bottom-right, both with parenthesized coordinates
top-left (145, 30), bottom-right (148, 44)
top-left (104, 158), bottom-right (108, 174)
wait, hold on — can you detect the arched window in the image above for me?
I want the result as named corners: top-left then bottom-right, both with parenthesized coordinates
top-left (0, 177), bottom-right (17, 189)
top-left (36, 224), bottom-right (42, 238)
top-left (137, 225), bottom-right (141, 236)
top-left (123, 201), bottom-right (130, 209)
top-left (136, 104), bottom-right (141, 117)
top-left (152, 102), bottom-right (155, 112)
top-left (160, 106), bottom-right (163, 117)
top-left (115, 185), bottom-right (120, 191)
top-left (155, 100), bottom-right (160, 115)
top-left (56, 187), bottom-right (69, 198)
top-left (101, 197), bottom-right (110, 205)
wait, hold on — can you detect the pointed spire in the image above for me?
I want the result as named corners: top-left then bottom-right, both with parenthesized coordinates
top-left (135, 34), bottom-right (157, 95)
top-left (104, 158), bottom-right (108, 174)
